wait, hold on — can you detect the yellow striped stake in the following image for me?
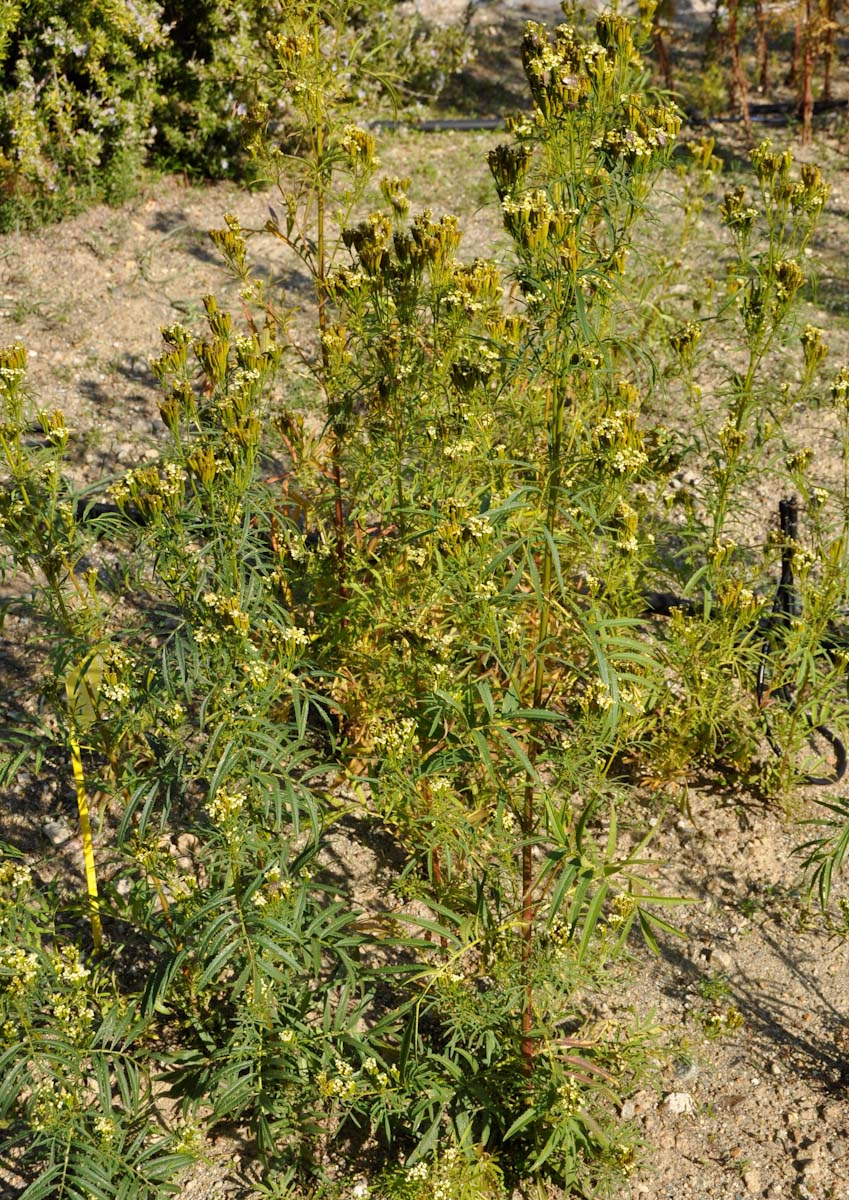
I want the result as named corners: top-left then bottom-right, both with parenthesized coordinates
top-left (65, 650), bottom-right (106, 953)
top-left (69, 732), bottom-right (102, 953)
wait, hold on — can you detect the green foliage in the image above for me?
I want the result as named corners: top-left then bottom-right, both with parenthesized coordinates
top-left (3, 2), bottom-right (849, 1197)
top-left (0, 852), bottom-right (194, 1198)
top-left (630, 134), bottom-right (849, 793)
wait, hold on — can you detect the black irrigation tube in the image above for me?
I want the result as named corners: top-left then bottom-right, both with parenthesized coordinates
top-left (370, 96), bottom-right (848, 134)
top-left (756, 497), bottom-right (847, 785)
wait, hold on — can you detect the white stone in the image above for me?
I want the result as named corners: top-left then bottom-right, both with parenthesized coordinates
top-left (663, 1091), bottom-right (696, 1116)
top-left (43, 818), bottom-right (73, 847)
top-left (743, 1167), bottom-right (762, 1194)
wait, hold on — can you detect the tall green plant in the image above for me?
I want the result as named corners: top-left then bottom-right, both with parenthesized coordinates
top-left (487, 10), bottom-right (681, 1071)
top-left (17, 1), bottom-right (844, 1195)
top-left (140, 1), bottom-right (684, 1187)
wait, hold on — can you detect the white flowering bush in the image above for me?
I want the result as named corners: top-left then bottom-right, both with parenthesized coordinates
top-left (0, 0), bottom-right (472, 228)
top-left (0, 0), bottom-right (164, 226)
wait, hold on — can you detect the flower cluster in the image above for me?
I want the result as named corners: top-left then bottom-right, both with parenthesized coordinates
top-left (252, 863), bottom-right (297, 909)
top-left (37, 409), bottom-right (70, 450)
top-left (750, 139), bottom-right (793, 189)
top-left (465, 513), bottom-right (492, 539)
top-left (610, 444), bottom-right (648, 474)
top-left (0, 491), bottom-right (25, 532)
top-left (269, 31), bottom-right (312, 91)
top-left (800, 324), bottom-right (828, 373)
top-left (499, 188), bottom-right (578, 254)
top-left (718, 420), bottom-right (746, 458)
top-left (201, 591), bottom-right (250, 635)
top-left (741, 259), bottom-right (806, 338)
top-left (380, 174), bottom-right (411, 218)
top-left (592, 126), bottom-right (660, 164)
top-left (791, 162), bottom-right (830, 217)
top-left (720, 186), bottom-right (759, 235)
top-left (49, 986), bottom-right (95, 1045)
top-left (669, 322), bottom-right (701, 364)
top-left (371, 716), bottom-right (418, 758)
top-left (709, 537), bottom-right (737, 566)
top-left (0, 859), bottom-right (31, 893)
top-left (242, 656), bottom-right (270, 687)
top-left (444, 259), bottom-right (503, 317)
top-left (555, 1077), bottom-right (583, 1119)
top-left (206, 786), bottom-right (247, 826)
top-left (488, 142), bottom-right (532, 198)
top-left (0, 364), bottom-right (25, 385)
top-left (55, 944), bottom-right (91, 987)
top-left (98, 643), bottom-right (134, 708)
top-left (318, 1056), bottom-right (358, 1100)
top-left (93, 1114), bottom-right (117, 1145)
top-left (785, 447), bottom-right (813, 474)
top-left (583, 678), bottom-right (614, 712)
top-left (615, 498), bottom-right (639, 554)
top-left (697, 1004), bottom-right (745, 1037)
top-left (111, 461), bottom-right (186, 518)
top-left (718, 581), bottom-right (765, 612)
top-left (606, 893), bottom-right (637, 929)
top-left (340, 124), bottom-right (376, 171)
top-left (280, 624), bottom-right (311, 649)
top-left (29, 1082), bottom-right (79, 1134)
top-left (443, 438), bottom-right (476, 461)
top-left (832, 366), bottom-right (849, 408)
top-left (772, 258), bottom-right (805, 302)
top-left (520, 21), bottom-right (589, 117)
top-left (0, 945), bottom-right (39, 997)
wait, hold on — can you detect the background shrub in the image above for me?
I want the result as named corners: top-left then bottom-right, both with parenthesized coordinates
top-left (0, 0), bottom-right (472, 229)
top-left (0, 0), bottom-right (162, 225)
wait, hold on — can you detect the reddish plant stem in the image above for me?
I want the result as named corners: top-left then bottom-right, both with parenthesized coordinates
top-left (801, 0), bottom-right (814, 143)
top-left (520, 386), bottom-right (565, 1075)
top-left (787, 0), bottom-right (804, 86)
top-left (313, 27), bottom-right (347, 595)
top-left (521, 775), bottom-right (536, 1068)
top-left (653, 21), bottom-right (673, 92)
top-left (755, 0), bottom-right (770, 92)
top-left (822, 0), bottom-right (834, 100)
top-left (727, 0), bottom-right (752, 139)
top-left (431, 847), bottom-right (449, 950)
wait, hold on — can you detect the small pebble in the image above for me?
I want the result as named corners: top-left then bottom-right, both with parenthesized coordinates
top-left (674, 1060), bottom-right (700, 1084)
top-left (743, 1167), bottom-right (762, 1194)
top-left (662, 1091), bottom-right (695, 1116)
top-left (43, 818), bottom-right (73, 847)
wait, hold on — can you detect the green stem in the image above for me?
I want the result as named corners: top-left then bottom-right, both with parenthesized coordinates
top-left (311, 23), bottom-right (346, 589)
top-left (521, 382), bottom-right (566, 1072)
